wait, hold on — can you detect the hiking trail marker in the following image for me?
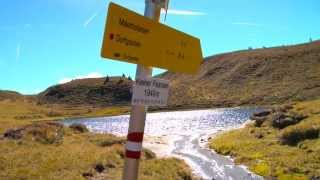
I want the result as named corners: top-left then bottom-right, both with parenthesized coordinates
top-left (100, 1), bottom-right (202, 180)
top-left (101, 2), bottom-right (202, 74)
top-left (132, 77), bottom-right (169, 106)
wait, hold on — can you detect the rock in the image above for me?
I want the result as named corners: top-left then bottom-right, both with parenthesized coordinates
top-left (253, 110), bottom-right (271, 117)
top-left (253, 117), bottom-right (267, 127)
top-left (271, 113), bottom-right (289, 129)
top-left (250, 115), bottom-right (265, 121)
top-left (250, 110), bottom-right (271, 127)
top-left (94, 163), bottom-right (105, 173)
top-left (272, 112), bottom-right (305, 129)
top-left (307, 149), bottom-right (313, 153)
top-left (254, 132), bottom-right (264, 139)
top-left (3, 129), bottom-right (24, 140)
top-left (311, 176), bottom-right (320, 180)
top-left (82, 172), bottom-right (93, 177)
top-left (69, 123), bottom-right (89, 133)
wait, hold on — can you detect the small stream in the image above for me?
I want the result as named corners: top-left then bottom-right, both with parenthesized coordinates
top-left (62, 107), bottom-right (263, 180)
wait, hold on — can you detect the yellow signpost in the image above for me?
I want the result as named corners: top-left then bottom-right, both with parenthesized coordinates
top-left (101, 1), bottom-right (203, 179)
top-left (101, 2), bottom-right (203, 74)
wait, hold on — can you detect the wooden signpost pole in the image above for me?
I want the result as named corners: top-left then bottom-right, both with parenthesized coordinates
top-left (122, 1), bottom-right (161, 180)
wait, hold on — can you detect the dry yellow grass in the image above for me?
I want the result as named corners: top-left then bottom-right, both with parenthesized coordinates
top-left (0, 99), bottom-right (193, 179)
top-left (209, 99), bottom-right (320, 179)
top-left (0, 99), bottom-right (130, 133)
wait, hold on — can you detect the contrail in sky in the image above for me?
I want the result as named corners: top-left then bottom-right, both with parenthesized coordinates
top-left (83, 12), bottom-right (99, 28)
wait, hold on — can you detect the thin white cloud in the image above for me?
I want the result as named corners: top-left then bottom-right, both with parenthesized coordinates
top-left (16, 43), bottom-right (21, 61)
top-left (231, 22), bottom-right (261, 27)
top-left (83, 12), bottom-right (99, 28)
top-left (58, 72), bottom-right (104, 84)
top-left (161, 9), bottom-right (206, 16)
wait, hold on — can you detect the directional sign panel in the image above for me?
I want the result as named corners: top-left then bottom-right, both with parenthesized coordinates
top-left (101, 2), bottom-right (203, 74)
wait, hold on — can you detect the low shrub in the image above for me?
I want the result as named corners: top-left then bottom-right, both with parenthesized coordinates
top-left (26, 123), bottom-right (64, 144)
top-left (3, 122), bottom-right (64, 144)
top-left (280, 118), bottom-right (320, 145)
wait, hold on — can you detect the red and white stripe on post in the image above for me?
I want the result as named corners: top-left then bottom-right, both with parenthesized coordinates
top-left (125, 132), bottom-right (144, 159)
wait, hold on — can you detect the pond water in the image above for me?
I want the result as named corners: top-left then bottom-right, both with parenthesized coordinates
top-left (62, 107), bottom-right (263, 180)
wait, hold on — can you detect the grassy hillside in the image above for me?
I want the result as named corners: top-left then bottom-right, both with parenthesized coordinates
top-left (209, 99), bottom-right (320, 179)
top-left (0, 90), bottom-right (29, 101)
top-left (159, 40), bottom-right (320, 108)
top-left (0, 91), bottom-right (131, 134)
top-left (38, 76), bottom-right (132, 107)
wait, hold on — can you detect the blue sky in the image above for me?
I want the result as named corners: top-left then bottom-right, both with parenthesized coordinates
top-left (0, 0), bottom-right (319, 94)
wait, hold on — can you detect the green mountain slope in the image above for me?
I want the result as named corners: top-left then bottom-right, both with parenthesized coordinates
top-left (159, 40), bottom-right (320, 108)
top-left (37, 77), bottom-right (132, 107)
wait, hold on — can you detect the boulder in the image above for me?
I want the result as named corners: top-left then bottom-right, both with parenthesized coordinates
top-left (253, 116), bottom-right (267, 127)
top-left (82, 172), bottom-right (93, 178)
top-left (272, 112), bottom-right (307, 129)
top-left (250, 110), bottom-right (271, 127)
top-left (3, 129), bottom-right (24, 140)
top-left (271, 113), bottom-right (290, 129)
top-left (254, 132), bottom-right (264, 139)
top-left (69, 123), bottom-right (89, 133)
top-left (94, 163), bottom-right (105, 173)
top-left (253, 110), bottom-right (271, 117)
